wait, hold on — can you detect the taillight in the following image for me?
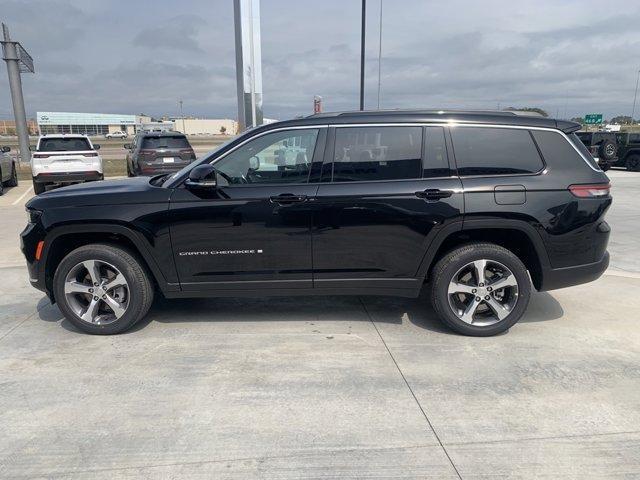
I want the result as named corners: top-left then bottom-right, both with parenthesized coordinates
top-left (139, 149), bottom-right (155, 156)
top-left (569, 183), bottom-right (611, 198)
top-left (180, 148), bottom-right (196, 158)
top-left (32, 153), bottom-right (50, 158)
top-left (83, 152), bottom-right (98, 157)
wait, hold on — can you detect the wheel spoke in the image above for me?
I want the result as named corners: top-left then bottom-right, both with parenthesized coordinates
top-left (64, 281), bottom-right (93, 295)
top-left (104, 273), bottom-right (127, 292)
top-left (102, 294), bottom-right (126, 319)
top-left (485, 297), bottom-right (510, 320)
top-left (460, 297), bottom-right (481, 324)
top-left (473, 259), bottom-right (487, 285)
top-left (448, 281), bottom-right (476, 295)
top-left (80, 297), bottom-right (101, 323)
top-left (489, 274), bottom-right (518, 291)
top-left (83, 260), bottom-right (102, 286)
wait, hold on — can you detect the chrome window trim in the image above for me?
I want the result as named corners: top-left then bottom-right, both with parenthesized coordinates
top-left (192, 122), bottom-right (598, 187)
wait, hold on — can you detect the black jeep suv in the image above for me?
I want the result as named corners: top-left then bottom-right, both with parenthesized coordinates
top-left (21, 110), bottom-right (612, 336)
top-left (575, 131), bottom-right (618, 171)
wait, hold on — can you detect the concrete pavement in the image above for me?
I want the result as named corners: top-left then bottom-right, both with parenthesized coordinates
top-left (0, 170), bottom-right (639, 478)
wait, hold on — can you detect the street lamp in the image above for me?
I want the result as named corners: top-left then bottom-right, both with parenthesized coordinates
top-left (632, 69), bottom-right (640, 124)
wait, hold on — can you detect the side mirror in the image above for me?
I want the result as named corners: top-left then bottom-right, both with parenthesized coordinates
top-left (1, 146), bottom-right (10, 153)
top-left (249, 155), bottom-right (260, 170)
top-left (185, 164), bottom-right (217, 189)
top-left (123, 143), bottom-right (132, 150)
top-left (93, 144), bottom-right (101, 150)
top-left (29, 145), bottom-right (35, 151)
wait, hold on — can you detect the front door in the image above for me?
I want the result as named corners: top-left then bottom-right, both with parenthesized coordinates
top-left (169, 127), bottom-right (325, 291)
top-left (312, 125), bottom-right (463, 291)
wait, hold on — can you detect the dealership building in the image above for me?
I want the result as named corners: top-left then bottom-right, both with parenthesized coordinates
top-left (36, 112), bottom-right (146, 136)
top-left (36, 112), bottom-right (239, 136)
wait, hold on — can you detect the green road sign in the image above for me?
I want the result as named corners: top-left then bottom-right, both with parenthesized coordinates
top-left (585, 114), bottom-right (603, 125)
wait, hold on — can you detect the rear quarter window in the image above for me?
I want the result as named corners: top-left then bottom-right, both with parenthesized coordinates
top-left (451, 127), bottom-right (544, 176)
top-left (536, 131), bottom-right (601, 172)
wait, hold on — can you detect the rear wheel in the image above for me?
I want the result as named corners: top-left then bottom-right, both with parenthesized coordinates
top-left (626, 155), bottom-right (640, 172)
top-left (32, 180), bottom-right (46, 195)
top-left (430, 243), bottom-right (531, 336)
top-left (53, 244), bottom-right (154, 334)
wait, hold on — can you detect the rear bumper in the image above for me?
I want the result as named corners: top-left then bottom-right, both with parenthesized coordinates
top-left (538, 251), bottom-right (609, 291)
top-left (33, 171), bottom-right (103, 183)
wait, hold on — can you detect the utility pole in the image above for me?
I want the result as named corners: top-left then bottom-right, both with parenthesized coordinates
top-left (376, 0), bottom-right (382, 110)
top-left (359, 0), bottom-right (366, 110)
top-left (632, 69), bottom-right (640, 124)
top-left (1, 23), bottom-right (34, 165)
top-left (178, 99), bottom-right (186, 133)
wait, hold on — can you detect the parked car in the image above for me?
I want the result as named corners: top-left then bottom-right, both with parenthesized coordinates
top-left (125, 132), bottom-right (196, 177)
top-left (22, 110), bottom-right (611, 336)
top-left (574, 131), bottom-right (617, 171)
top-left (613, 132), bottom-right (640, 171)
top-left (0, 145), bottom-right (18, 195)
top-left (105, 131), bottom-right (128, 139)
top-left (30, 134), bottom-right (103, 194)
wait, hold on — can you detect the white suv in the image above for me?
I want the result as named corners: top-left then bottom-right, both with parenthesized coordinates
top-left (105, 131), bottom-right (128, 139)
top-left (31, 134), bottom-right (104, 194)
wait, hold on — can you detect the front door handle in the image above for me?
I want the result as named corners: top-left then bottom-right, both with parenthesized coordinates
top-left (269, 194), bottom-right (308, 205)
top-left (415, 189), bottom-right (453, 200)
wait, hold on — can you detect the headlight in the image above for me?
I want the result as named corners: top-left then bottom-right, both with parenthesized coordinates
top-left (26, 208), bottom-right (42, 224)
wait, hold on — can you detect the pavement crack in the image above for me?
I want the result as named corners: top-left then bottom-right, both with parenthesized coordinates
top-left (359, 297), bottom-right (464, 480)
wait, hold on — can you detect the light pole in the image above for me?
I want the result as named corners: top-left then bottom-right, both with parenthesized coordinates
top-left (632, 69), bottom-right (640, 124)
top-left (1, 23), bottom-right (34, 165)
top-left (178, 99), bottom-right (186, 133)
top-left (359, 0), bottom-right (366, 110)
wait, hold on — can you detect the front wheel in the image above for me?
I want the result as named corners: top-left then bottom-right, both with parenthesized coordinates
top-left (7, 164), bottom-right (18, 187)
top-left (430, 243), bottom-right (531, 336)
top-left (53, 244), bottom-right (154, 334)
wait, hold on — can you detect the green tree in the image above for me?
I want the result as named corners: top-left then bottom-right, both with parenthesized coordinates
top-left (610, 115), bottom-right (633, 125)
top-left (570, 117), bottom-right (585, 124)
top-left (505, 107), bottom-right (549, 117)
top-left (220, 125), bottom-right (227, 134)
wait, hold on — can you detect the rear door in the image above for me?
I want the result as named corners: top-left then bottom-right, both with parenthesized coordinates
top-left (311, 125), bottom-right (463, 292)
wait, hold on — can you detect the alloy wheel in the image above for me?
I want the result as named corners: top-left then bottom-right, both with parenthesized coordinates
top-left (64, 259), bottom-right (129, 325)
top-left (447, 259), bottom-right (519, 326)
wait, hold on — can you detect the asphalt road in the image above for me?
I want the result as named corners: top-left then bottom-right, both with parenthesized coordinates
top-left (0, 170), bottom-right (639, 478)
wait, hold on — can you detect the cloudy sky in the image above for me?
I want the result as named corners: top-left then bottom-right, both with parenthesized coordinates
top-left (1, 0), bottom-right (640, 121)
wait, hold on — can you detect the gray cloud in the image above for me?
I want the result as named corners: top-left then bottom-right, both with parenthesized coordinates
top-left (1, 0), bottom-right (640, 122)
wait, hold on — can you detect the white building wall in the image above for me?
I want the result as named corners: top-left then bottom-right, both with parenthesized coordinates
top-left (173, 119), bottom-right (238, 135)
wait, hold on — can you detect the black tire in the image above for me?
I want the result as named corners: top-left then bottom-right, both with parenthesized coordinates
top-left (0, 173), bottom-right (4, 196)
top-left (32, 180), bottom-right (46, 195)
top-left (626, 155), bottom-right (640, 172)
top-left (53, 244), bottom-right (154, 334)
top-left (7, 163), bottom-right (18, 187)
top-left (598, 140), bottom-right (617, 161)
top-left (127, 163), bottom-right (133, 177)
top-left (430, 242), bottom-right (532, 336)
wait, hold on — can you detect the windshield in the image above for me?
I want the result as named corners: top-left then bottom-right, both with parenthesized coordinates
top-left (161, 136), bottom-right (238, 187)
top-left (39, 137), bottom-right (92, 151)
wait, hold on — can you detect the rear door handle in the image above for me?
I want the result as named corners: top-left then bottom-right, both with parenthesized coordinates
top-left (415, 189), bottom-right (453, 200)
top-left (269, 194), bottom-right (308, 205)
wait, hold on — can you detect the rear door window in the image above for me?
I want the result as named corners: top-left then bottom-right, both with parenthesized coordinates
top-left (451, 127), bottom-right (544, 176)
top-left (142, 136), bottom-right (190, 149)
top-left (330, 126), bottom-right (422, 182)
top-left (38, 138), bottom-right (92, 151)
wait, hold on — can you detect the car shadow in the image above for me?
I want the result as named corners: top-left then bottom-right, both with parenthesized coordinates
top-left (36, 287), bottom-right (565, 335)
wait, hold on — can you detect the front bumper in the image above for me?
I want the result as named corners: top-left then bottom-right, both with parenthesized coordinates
top-left (20, 221), bottom-right (49, 296)
top-left (538, 251), bottom-right (610, 291)
top-left (33, 171), bottom-right (103, 184)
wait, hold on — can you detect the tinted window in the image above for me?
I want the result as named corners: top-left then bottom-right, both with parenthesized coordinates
top-left (142, 136), bottom-right (190, 149)
top-left (331, 126), bottom-right (422, 182)
top-left (39, 137), bottom-right (91, 152)
top-left (423, 126), bottom-right (450, 178)
top-left (539, 131), bottom-right (601, 171)
top-left (214, 129), bottom-right (318, 184)
top-left (452, 127), bottom-right (544, 176)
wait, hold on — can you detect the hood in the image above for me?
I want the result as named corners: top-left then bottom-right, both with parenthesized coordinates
top-left (26, 177), bottom-right (172, 210)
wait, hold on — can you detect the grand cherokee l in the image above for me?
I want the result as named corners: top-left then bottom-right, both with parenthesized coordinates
top-left (21, 110), bottom-right (612, 336)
